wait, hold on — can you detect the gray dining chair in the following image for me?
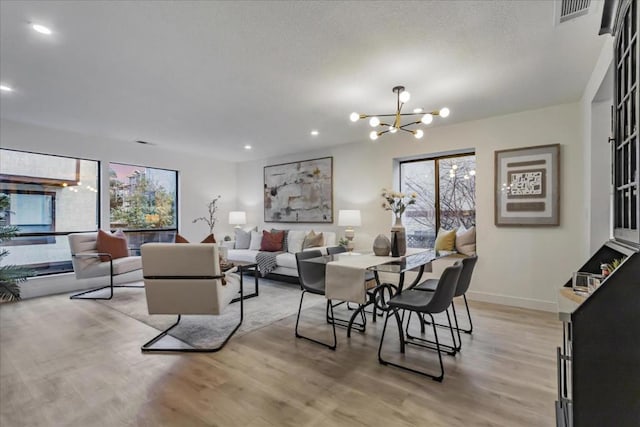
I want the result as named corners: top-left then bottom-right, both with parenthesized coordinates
top-left (295, 250), bottom-right (337, 350)
top-left (378, 262), bottom-right (462, 382)
top-left (411, 255), bottom-right (478, 351)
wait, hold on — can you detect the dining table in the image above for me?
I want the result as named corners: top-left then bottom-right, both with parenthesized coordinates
top-left (302, 248), bottom-right (440, 335)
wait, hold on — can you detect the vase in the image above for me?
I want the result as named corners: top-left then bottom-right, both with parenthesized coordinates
top-left (373, 234), bottom-right (391, 256)
top-left (390, 215), bottom-right (406, 257)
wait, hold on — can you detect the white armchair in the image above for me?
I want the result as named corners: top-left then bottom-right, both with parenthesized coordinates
top-left (68, 232), bottom-right (143, 300)
top-left (140, 243), bottom-right (243, 352)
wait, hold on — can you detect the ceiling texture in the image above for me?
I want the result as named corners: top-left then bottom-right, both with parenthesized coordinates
top-left (0, 0), bottom-right (606, 160)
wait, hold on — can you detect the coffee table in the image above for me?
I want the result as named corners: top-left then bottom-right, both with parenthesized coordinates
top-left (225, 261), bottom-right (259, 303)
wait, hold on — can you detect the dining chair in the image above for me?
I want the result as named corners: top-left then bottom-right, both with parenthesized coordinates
top-left (68, 232), bottom-right (143, 300)
top-left (140, 243), bottom-right (242, 352)
top-left (378, 262), bottom-right (462, 382)
top-left (295, 250), bottom-right (337, 350)
top-left (411, 255), bottom-right (478, 351)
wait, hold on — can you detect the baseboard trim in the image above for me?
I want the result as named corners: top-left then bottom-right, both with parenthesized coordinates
top-left (466, 290), bottom-right (558, 313)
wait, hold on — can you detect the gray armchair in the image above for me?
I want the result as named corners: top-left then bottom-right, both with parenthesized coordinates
top-left (68, 232), bottom-right (143, 300)
top-left (140, 243), bottom-right (242, 352)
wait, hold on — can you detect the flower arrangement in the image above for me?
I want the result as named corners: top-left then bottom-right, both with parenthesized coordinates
top-left (381, 189), bottom-right (417, 217)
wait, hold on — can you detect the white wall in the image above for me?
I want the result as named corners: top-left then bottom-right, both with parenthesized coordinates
top-left (0, 118), bottom-right (239, 297)
top-left (236, 103), bottom-right (585, 311)
top-left (580, 36), bottom-right (614, 255)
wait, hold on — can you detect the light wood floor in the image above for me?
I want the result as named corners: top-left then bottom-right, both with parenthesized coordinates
top-left (0, 286), bottom-right (562, 427)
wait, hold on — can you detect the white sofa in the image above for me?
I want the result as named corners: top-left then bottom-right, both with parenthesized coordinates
top-left (222, 230), bottom-right (336, 278)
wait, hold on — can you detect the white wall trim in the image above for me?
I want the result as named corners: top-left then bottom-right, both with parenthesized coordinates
top-left (466, 290), bottom-right (558, 313)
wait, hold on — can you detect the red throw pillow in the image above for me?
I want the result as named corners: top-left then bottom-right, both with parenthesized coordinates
top-left (96, 229), bottom-right (129, 262)
top-left (175, 233), bottom-right (190, 243)
top-left (201, 234), bottom-right (216, 244)
top-left (260, 230), bottom-right (284, 252)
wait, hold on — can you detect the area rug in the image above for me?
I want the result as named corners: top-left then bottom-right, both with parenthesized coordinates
top-left (94, 279), bottom-right (324, 349)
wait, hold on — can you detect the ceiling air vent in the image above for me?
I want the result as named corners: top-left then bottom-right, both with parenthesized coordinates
top-left (556, 0), bottom-right (591, 24)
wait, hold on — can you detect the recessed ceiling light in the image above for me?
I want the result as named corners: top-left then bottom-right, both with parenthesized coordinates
top-left (244, 145), bottom-right (252, 150)
top-left (310, 130), bottom-right (319, 136)
top-left (0, 84), bottom-right (14, 92)
top-left (31, 23), bottom-right (52, 35)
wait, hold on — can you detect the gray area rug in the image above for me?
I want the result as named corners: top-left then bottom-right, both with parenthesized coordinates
top-left (94, 279), bottom-right (324, 349)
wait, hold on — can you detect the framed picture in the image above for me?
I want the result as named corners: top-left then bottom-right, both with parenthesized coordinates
top-left (494, 144), bottom-right (560, 226)
top-left (264, 156), bottom-right (333, 223)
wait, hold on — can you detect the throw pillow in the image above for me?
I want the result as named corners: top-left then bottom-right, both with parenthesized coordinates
top-left (235, 228), bottom-right (252, 249)
top-left (287, 230), bottom-right (307, 253)
top-left (302, 230), bottom-right (324, 249)
top-left (271, 228), bottom-right (289, 252)
top-left (174, 233), bottom-right (189, 243)
top-left (201, 234), bottom-right (216, 244)
top-left (249, 230), bottom-right (263, 250)
top-left (456, 226), bottom-right (476, 256)
top-left (261, 230), bottom-right (284, 252)
top-left (434, 228), bottom-right (456, 252)
top-left (96, 229), bottom-right (129, 262)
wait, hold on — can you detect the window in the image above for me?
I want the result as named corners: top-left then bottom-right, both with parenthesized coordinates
top-left (400, 153), bottom-right (476, 248)
top-left (613, 0), bottom-right (639, 246)
top-left (0, 149), bottom-right (99, 275)
top-left (108, 162), bottom-right (178, 252)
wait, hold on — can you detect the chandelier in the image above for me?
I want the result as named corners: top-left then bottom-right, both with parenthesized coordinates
top-left (349, 85), bottom-right (449, 140)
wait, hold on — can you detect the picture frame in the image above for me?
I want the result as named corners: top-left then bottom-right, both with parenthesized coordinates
top-left (494, 144), bottom-right (560, 226)
top-left (264, 156), bottom-right (333, 223)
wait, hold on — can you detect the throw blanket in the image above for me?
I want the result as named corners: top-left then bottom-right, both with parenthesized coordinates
top-left (255, 251), bottom-right (284, 277)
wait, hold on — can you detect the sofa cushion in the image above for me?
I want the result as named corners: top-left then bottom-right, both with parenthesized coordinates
top-left (435, 228), bottom-right (456, 252)
top-left (456, 226), bottom-right (476, 256)
top-left (235, 228), bottom-right (251, 249)
top-left (271, 228), bottom-right (289, 252)
top-left (174, 233), bottom-right (189, 243)
top-left (287, 230), bottom-right (307, 254)
top-left (302, 230), bottom-right (323, 249)
top-left (261, 230), bottom-right (284, 252)
top-left (275, 252), bottom-right (297, 270)
top-left (322, 231), bottom-right (336, 246)
top-left (249, 230), bottom-right (262, 250)
top-left (227, 249), bottom-right (258, 263)
top-left (96, 229), bottom-right (129, 261)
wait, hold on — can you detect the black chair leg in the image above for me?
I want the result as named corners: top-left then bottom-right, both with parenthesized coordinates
top-left (295, 291), bottom-right (337, 350)
top-left (141, 283), bottom-right (244, 353)
top-left (405, 309), bottom-right (458, 355)
top-left (460, 294), bottom-right (474, 334)
top-left (378, 309), bottom-right (445, 382)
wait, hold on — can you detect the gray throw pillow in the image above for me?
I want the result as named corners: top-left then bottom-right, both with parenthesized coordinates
top-left (235, 228), bottom-right (251, 249)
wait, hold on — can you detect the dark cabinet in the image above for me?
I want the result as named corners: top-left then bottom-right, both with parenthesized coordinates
top-left (556, 240), bottom-right (640, 427)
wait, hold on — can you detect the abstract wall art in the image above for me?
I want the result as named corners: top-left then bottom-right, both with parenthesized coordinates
top-left (264, 157), bottom-right (333, 223)
top-left (494, 144), bottom-right (560, 226)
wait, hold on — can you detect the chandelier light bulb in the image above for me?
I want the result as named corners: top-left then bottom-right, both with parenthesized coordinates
top-left (470, 170), bottom-right (476, 176)
top-left (451, 164), bottom-right (458, 170)
top-left (399, 90), bottom-right (411, 103)
top-left (31, 24), bottom-right (52, 35)
top-left (369, 131), bottom-right (379, 140)
top-left (464, 175), bottom-right (470, 180)
top-left (350, 112), bottom-right (360, 122)
top-left (439, 107), bottom-right (450, 118)
top-left (389, 126), bottom-right (397, 133)
top-left (421, 113), bottom-right (433, 125)
top-left (414, 129), bottom-right (424, 139)
top-left (369, 117), bottom-right (380, 127)
top-left (413, 108), bottom-right (423, 113)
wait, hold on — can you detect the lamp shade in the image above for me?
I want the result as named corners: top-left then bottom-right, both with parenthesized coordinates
top-left (338, 210), bottom-right (361, 227)
top-left (228, 211), bottom-right (247, 226)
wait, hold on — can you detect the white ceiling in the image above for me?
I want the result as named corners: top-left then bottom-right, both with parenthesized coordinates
top-left (0, 1), bottom-right (606, 161)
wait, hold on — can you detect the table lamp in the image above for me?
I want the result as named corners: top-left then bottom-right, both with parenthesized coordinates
top-left (338, 210), bottom-right (361, 251)
top-left (229, 211), bottom-right (247, 229)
